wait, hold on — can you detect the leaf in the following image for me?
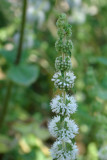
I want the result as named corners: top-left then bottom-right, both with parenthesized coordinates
top-left (7, 64), bottom-right (39, 86)
top-left (96, 114), bottom-right (107, 124)
top-left (0, 49), bottom-right (29, 63)
top-left (0, 49), bottom-right (16, 63)
top-left (12, 121), bottom-right (50, 140)
top-left (96, 57), bottom-right (107, 66)
top-left (97, 88), bottom-right (107, 100)
top-left (87, 143), bottom-right (98, 160)
top-left (19, 138), bottom-right (31, 153)
top-left (77, 106), bottom-right (95, 124)
top-left (101, 74), bottom-right (107, 89)
top-left (88, 57), bottom-right (107, 66)
top-left (0, 135), bottom-right (17, 153)
top-left (12, 122), bottom-right (32, 134)
top-left (34, 126), bottom-right (50, 141)
top-left (0, 135), bottom-right (11, 153)
top-left (24, 135), bottom-right (50, 157)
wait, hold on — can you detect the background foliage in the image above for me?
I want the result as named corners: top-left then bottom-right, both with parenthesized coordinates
top-left (0, 0), bottom-right (107, 160)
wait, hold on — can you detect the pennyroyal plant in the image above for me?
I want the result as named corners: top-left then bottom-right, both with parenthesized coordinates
top-left (48, 13), bottom-right (79, 160)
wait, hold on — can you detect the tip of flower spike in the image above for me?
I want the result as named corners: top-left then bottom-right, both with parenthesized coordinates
top-left (59, 13), bottom-right (67, 19)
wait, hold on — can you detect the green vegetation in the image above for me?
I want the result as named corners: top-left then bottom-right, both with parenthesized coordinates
top-left (0, 0), bottom-right (107, 160)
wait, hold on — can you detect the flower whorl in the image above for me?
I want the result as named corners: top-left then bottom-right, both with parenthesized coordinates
top-left (49, 13), bottom-right (79, 160)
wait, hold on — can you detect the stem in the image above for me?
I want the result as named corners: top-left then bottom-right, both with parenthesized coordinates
top-left (0, 81), bottom-right (13, 128)
top-left (0, 0), bottom-right (27, 129)
top-left (62, 52), bottom-right (66, 101)
top-left (62, 53), bottom-right (66, 149)
top-left (15, 0), bottom-right (27, 65)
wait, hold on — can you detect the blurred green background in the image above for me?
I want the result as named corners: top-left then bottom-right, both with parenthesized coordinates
top-left (0, 0), bottom-right (107, 160)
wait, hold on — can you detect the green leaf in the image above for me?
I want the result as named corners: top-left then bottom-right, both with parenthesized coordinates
top-left (0, 49), bottom-right (29, 63)
top-left (34, 126), bottom-right (50, 141)
top-left (89, 57), bottom-right (107, 66)
top-left (96, 57), bottom-right (107, 66)
top-left (7, 64), bottom-right (39, 86)
top-left (96, 114), bottom-right (107, 124)
top-left (0, 49), bottom-right (16, 63)
top-left (12, 121), bottom-right (50, 140)
top-left (97, 88), bottom-right (107, 100)
top-left (101, 74), bottom-right (107, 89)
top-left (0, 135), bottom-right (17, 153)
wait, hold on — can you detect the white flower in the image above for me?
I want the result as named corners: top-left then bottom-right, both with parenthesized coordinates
top-left (50, 140), bottom-right (78, 160)
top-left (52, 71), bottom-right (76, 89)
top-left (51, 72), bottom-right (60, 81)
top-left (48, 116), bottom-right (78, 140)
top-left (50, 95), bottom-right (61, 114)
top-left (48, 116), bottom-right (60, 137)
top-left (98, 146), bottom-right (107, 160)
top-left (66, 71), bottom-right (76, 87)
top-left (50, 94), bottom-right (77, 115)
top-left (60, 117), bottom-right (79, 141)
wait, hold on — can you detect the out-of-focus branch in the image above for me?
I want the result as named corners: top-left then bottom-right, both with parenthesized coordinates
top-left (0, 0), bottom-right (28, 130)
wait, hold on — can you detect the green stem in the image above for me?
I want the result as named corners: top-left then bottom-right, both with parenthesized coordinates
top-left (15, 0), bottom-right (27, 65)
top-left (62, 53), bottom-right (66, 149)
top-left (62, 52), bottom-right (66, 102)
top-left (0, 0), bottom-right (27, 129)
top-left (0, 81), bottom-right (13, 128)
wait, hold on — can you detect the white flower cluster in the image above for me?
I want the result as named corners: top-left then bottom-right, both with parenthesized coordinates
top-left (48, 116), bottom-right (78, 141)
top-left (50, 140), bottom-right (78, 160)
top-left (52, 71), bottom-right (76, 90)
top-left (98, 146), bottom-right (107, 160)
top-left (50, 94), bottom-right (77, 116)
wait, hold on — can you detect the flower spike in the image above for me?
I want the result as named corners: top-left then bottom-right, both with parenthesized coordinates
top-left (48, 13), bottom-right (79, 160)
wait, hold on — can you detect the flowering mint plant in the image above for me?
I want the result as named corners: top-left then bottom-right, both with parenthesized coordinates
top-left (48, 13), bottom-right (79, 160)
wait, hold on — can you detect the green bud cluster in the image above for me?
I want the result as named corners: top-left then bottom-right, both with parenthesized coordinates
top-left (55, 39), bottom-right (73, 56)
top-left (55, 56), bottom-right (71, 72)
top-left (55, 13), bottom-right (73, 57)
